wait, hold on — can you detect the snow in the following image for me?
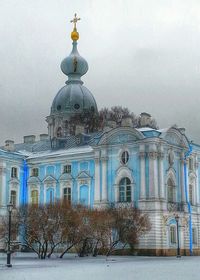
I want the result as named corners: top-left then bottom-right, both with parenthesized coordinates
top-left (137, 127), bottom-right (156, 132)
top-left (1, 253), bottom-right (200, 280)
top-left (25, 146), bottom-right (93, 159)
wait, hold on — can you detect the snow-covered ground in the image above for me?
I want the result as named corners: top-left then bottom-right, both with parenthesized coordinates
top-left (0, 253), bottom-right (200, 280)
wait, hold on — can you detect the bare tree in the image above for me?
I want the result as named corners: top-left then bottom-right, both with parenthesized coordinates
top-left (0, 210), bottom-right (20, 251)
top-left (106, 206), bottom-right (151, 256)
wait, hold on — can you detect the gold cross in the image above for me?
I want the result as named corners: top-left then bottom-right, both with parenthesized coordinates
top-left (70, 13), bottom-right (81, 30)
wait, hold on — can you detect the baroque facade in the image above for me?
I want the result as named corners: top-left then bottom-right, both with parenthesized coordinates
top-left (0, 16), bottom-right (200, 256)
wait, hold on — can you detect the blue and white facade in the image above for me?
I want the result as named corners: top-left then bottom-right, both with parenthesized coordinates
top-left (0, 23), bottom-right (200, 256)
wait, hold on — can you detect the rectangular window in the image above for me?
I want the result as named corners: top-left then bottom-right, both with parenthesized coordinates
top-left (11, 167), bottom-right (18, 178)
top-left (126, 185), bottom-right (131, 202)
top-left (192, 228), bottom-right (197, 244)
top-left (10, 190), bottom-right (17, 207)
top-left (189, 158), bottom-right (193, 171)
top-left (168, 187), bottom-right (174, 203)
top-left (119, 186), bottom-right (125, 202)
top-left (32, 168), bottom-right (39, 177)
top-left (63, 165), bottom-right (71, 174)
top-left (50, 190), bottom-right (54, 204)
top-left (31, 190), bottom-right (39, 205)
top-left (63, 187), bottom-right (71, 203)
top-left (170, 226), bottom-right (177, 244)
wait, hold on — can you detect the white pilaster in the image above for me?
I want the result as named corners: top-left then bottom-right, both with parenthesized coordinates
top-left (0, 163), bottom-right (7, 206)
top-left (180, 152), bottom-right (186, 203)
top-left (139, 144), bottom-right (146, 199)
top-left (195, 161), bottom-right (199, 204)
top-left (100, 148), bottom-right (108, 203)
top-left (101, 157), bottom-right (108, 202)
top-left (158, 146), bottom-right (165, 199)
top-left (94, 158), bottom-right (100, 203)
top-left (148, 144), bottom-right (158, 198)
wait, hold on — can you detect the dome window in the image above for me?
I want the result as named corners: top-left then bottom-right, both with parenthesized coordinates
top-left (74, 104), bottom-right (80, 110)
top-left (57, 105), bottom-right (61, 111)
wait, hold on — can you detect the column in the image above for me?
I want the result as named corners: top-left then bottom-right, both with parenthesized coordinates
top-left (180, 152), bottom-right (186, 203)
top-left (158, 146), bottom-right (165, 199)
top-left (94, 150), bottom-right (100, 204)
top-left (99, 148), bottom-right (108, 203)
top-left (0, 163), bottom-right (7, 207)
top-left (101, 157), bottom-right (108, 202)
top-left (195, 160), bottom-right (199, 204)
top-left (139, 144), bottom-right (146, 199)
top-left (148, 144), bottom-right (158, 199)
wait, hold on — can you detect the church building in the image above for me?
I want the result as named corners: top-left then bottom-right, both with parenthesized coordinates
top-left (0, 15), bottom-right (200, 256)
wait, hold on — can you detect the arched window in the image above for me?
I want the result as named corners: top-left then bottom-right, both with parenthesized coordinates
top-left (57, 127), bottom-right (62, 137)
top-left (10, 190), bottom-right (17, 207)
top-left (46, 188), bottom-right (54, 204)
top-left (119, 177), bottom-right (131, 202)
top-left (170, 225), bottom-right (177, 244)
top-left (63, 187), bottom-right (71, 203)
top-left (31, 190), bottom-right (39, 205)
top-left (167, 178), bottom-right (175, 203)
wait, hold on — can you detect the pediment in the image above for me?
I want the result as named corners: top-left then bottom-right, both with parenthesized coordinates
top-left (162, 127), bottom-right (188, 148)
top-left (77, 171), bottom-right (91, 179)
top-left (28, 176), bottom-right (41, 184)
top-left (9, 177), bottom-right (20, 184)
top-left (59, 173), bottom-right (74, 181)
top-left (43, 175), bottom-right (57, 183)
top-left (98, 127), bottom-right (144, 145)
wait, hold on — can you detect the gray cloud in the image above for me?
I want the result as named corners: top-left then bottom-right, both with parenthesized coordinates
top-left (0, 0), bottom-right (200, 144)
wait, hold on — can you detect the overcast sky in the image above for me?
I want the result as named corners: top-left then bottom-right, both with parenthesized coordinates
top-left (0, 0), bottom-right (200, 144)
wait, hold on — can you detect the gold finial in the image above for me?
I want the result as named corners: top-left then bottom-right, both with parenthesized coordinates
top-left (70, 13), bottom-right (81, 41)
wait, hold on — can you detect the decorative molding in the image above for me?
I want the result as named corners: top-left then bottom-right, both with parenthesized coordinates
top-left (0, 167), bottom-right (6, 175)
top-left (158, 152), bottom-right (164, 159)
top-left (168, 149), bottom-right (174, 167)
top-left (101, 156), bottom-right (108, 162)
top-left (147, 151), bottom-right (158, 160)
top-left (139, 152), bottom-right (146, 159)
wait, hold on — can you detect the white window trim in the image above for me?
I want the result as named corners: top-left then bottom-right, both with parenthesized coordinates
top-left (169, 225), bottom-right (177, 247)
top-left (60, 181), bottom-right (72, 201)
top-left (78, 179), bottom-right (90, 206)
top-left (44, 182), bottom-right (56, 204)
top-left (28, 184), bottom-right (40, 205)
top-left (10, 166), bottom-right (19, 179)
top-left (9, 187), bottom-right (19, 207)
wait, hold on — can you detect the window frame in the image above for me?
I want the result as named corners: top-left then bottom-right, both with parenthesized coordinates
top-left (10, 190), bottom-right (17, 207)
top-left (119, 177), bottom-right (132, 202)
top-left (63, 187), bottom-right (71, 203)
top-left (167, 178), bottom-right (176, 203)
top-left (11, 167), bottom-right (18, 179)
top-left (31, 168), bottom-right (39, 177)
top-left (169, 225), bottom-right (177, 245)
top-left (31, 189), bottom-right (39, 205)
top-left (63, 164), bottom-right (72, 174)
top-left (192, 228), bottom-right (197, 245)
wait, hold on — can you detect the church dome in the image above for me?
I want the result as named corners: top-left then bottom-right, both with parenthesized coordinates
top-left (50, 16), bottom-right (98, 118)
top-left (60, 41), bottom-right (88, 82)
top-left (47, 14), bottom-right (99, 142)
top-left (51, 83), bottom-right (98, 115)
